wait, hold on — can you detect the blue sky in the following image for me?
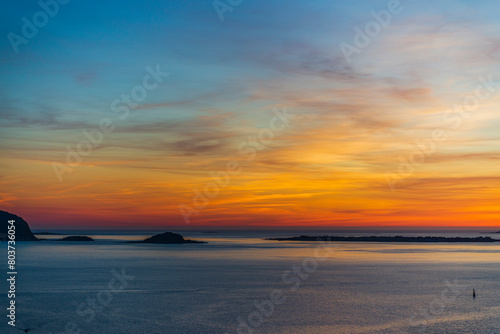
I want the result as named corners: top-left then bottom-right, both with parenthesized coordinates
top-left (1, 0), bottom-right (500, 228)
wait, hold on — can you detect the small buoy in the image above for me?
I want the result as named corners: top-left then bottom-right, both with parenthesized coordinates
top-left (473, 289), bottom-right (476, 298)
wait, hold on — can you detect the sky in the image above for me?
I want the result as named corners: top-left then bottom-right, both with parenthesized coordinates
top-left (1, 0), bottom-right (500, 229)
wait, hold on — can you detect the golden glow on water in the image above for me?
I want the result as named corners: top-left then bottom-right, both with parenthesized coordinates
top-left (32, 234), bottom-right (500, 264)
top-left (120, 237), bottom-right (500, 263)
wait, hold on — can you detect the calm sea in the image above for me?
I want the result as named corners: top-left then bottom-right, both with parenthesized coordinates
top-left (1, 230), bottom-right (500, 333)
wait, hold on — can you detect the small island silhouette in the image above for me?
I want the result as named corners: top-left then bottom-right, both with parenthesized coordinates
top-left (59, 236), bottom-right (95, 242)
top-left (128, 232), bottom-right (206, 244)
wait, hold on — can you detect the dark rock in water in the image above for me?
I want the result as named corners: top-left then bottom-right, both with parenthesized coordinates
top-left (59, 236), bottom-right (94, 242)
top-left (131, 232), bottom-right (206, 244)
top-left (0, 210), bottom-right (38, 241)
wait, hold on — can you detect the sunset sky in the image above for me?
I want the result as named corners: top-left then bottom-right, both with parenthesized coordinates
top-left (1, 0), bottom-right (500, 229)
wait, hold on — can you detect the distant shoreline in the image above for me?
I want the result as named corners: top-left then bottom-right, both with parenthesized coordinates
top-left (266, 235), bottom-right (500, 243)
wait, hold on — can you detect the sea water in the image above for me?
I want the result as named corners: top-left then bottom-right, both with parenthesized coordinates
top-left (1, 231), bottom-right (499, 333)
